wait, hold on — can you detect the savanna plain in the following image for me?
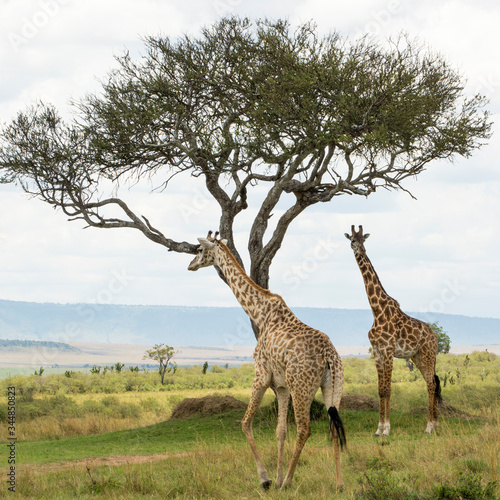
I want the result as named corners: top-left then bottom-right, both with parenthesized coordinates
top-left (1, 352), bottom-right (499, 499)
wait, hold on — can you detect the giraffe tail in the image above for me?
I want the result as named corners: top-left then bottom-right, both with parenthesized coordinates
top-left (434, 374), bottom-right (442, 402)
top-left (328, 406), bottom-right (346, 451)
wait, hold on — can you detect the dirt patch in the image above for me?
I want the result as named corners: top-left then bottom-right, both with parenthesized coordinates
top-left (413, 400), bottom-right (477, 420)
top-left (170, 396), bottom-right (247, 420)
top-left (340, 394), bottom-right (378, 411)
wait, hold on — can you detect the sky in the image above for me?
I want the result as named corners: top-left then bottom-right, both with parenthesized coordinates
top-left (0, 0), bottom-right (499, 323)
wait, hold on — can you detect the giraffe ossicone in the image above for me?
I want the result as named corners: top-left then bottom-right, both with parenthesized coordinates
top-left (346, 225), bottom-right (441, 437)
top-left (188, 231), bottom-right (346, 490)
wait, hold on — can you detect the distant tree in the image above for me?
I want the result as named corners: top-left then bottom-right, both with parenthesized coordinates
top-left (114, 362), bottom-right (125, 373)
top-left (0, 18), bottom-right (491, 342)
top-left (34, 367), bottom-right (44, 376)
top-left (429, 322), bottom-right (451, 354)
top-left (143, 344), bottom-right (176, 384)
top-left (90, 366), bottom-right (101, 375)
top-left (202, 361), bottom-right (209, 375)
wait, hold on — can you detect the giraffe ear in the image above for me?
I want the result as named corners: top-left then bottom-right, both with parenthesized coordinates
top-left (344, 233), bottom-right (352, 240)
top-left (220, 238), bottom-right (228, 246)
top-left (364, 233), bottom-right (370, 240)
top-left (197, 237), bottom-right (215, 249)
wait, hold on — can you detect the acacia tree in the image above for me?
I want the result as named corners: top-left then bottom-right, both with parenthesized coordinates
top-left (429, 322), bottom-right (451, 354)
top-left (143, 343), bottom-right (176, 384)
top-left (0, 18), bottom-right (491, 322)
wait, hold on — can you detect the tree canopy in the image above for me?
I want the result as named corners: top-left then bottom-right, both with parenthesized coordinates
top-left (0, 17), bottom-right (492, 293)
top-left (143, 343), bottom-right (176, 384)
top-left (429, 322), bottom-right (451, 354)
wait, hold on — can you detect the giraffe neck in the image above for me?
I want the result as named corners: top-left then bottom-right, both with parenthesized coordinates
top-left (215, 243), bottom-right (279, 335)
top-left (354, 252), bottom-right (397, 317)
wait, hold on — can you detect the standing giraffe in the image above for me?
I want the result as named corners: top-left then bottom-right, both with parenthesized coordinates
top-left (188, 231), bottom-right (346, 490)
top-left (345, 225), bottom-right (441, 436)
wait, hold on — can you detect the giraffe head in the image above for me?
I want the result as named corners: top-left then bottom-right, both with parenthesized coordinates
top-left (187, 231), bottom-right (227, 271)
top-left (345, 225), bottom-right (370, 255)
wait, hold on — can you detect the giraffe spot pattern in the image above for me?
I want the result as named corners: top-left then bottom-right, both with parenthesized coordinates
top-left (347, 226), bottom-right (440, 436)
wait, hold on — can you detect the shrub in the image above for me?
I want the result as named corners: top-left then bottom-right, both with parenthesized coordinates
top-left (434, 470), bottom-right (498, 500)
top-left (357, 458), bottom-right (419, 500)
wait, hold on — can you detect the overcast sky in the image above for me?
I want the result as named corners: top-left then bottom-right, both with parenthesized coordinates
top-left (0, 0), bottom-right (499, 323)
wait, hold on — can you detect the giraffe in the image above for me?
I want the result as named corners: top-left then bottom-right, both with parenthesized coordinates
top-left (188, 231), bottom-right (346, 490)
top-left (345, 225), bottom-right (441, 437)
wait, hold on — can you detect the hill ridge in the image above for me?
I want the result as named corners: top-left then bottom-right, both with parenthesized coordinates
top-left (0, 299), bottom-right (498, 347)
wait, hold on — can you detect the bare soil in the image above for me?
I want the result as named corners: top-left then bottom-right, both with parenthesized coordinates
top-left (340, 394), bottom-right (378, 411)
top-left (170, 395), bottom-right (247, 419)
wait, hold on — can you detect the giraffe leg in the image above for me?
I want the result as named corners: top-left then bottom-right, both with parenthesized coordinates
top-left (275, 387), bottom-right (290, 488)
top-left (281, 394), bottom-right (312, 488)
top-left (373, 349), bottom-right (386, 436)
top-left (241, 378), bottom-right (271, 489)
top-left (412, 351), bottom-right (439, 434)
top-left (374, 350), bottom-right (394, 437)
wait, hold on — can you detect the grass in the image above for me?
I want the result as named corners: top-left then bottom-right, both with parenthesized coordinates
top-left (1, 354), bottom-right (499, 498)
top-left (5, 409), bottom-right (499, 499)
top-left (18, 409), bottom-right (251, 464)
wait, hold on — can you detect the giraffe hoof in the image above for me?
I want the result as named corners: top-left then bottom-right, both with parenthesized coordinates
top-left (261, 480), bottom-right (272, 490)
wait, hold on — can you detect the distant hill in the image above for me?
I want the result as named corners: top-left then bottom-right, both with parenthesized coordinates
top-left (0, 299), bottom-right (498, 347)
top-left (0, 338), bottom-right (81, 352)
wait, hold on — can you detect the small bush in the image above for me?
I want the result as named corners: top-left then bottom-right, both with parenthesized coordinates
top-left (434, 470), bottom-right (498, 500)
top-left (357, 458), bottom-right (419, 500)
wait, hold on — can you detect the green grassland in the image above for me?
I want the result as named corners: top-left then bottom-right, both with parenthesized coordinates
top-left (1, 352), bottom-right (499, 499)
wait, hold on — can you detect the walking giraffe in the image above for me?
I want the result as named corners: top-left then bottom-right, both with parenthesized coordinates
top-left (188, 231), bottom-right (346, 490)
top-left (345, 225), bottom-right (441, 436)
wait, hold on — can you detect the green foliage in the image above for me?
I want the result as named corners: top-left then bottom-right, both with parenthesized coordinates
top-left (429, 321), bottom-right (451, 354)
top-left (0, 364), bottom-right (255, 400)
top-left (202, 362), bottom-right (209, 375)
top-left (114, 362), bottom-right (125, 373)
top-left (210, 364), bottom-right (225, 373)
top-left (0, 17), bottom-right (491, 295)
top-left (34, 366), bottom-right (44, 376)
top-left (434, 470), bottom-right (498, 500)
top-left (19, 394), bottom-right (79, 420)
top-left (357, 458), bottom-right (420, 500)
top-left (143, 344), bottom-right (176, 384)
top-left (0, 338), bottom-right (80, 351)
top-left (2, 354), bottom-right (499, 406)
